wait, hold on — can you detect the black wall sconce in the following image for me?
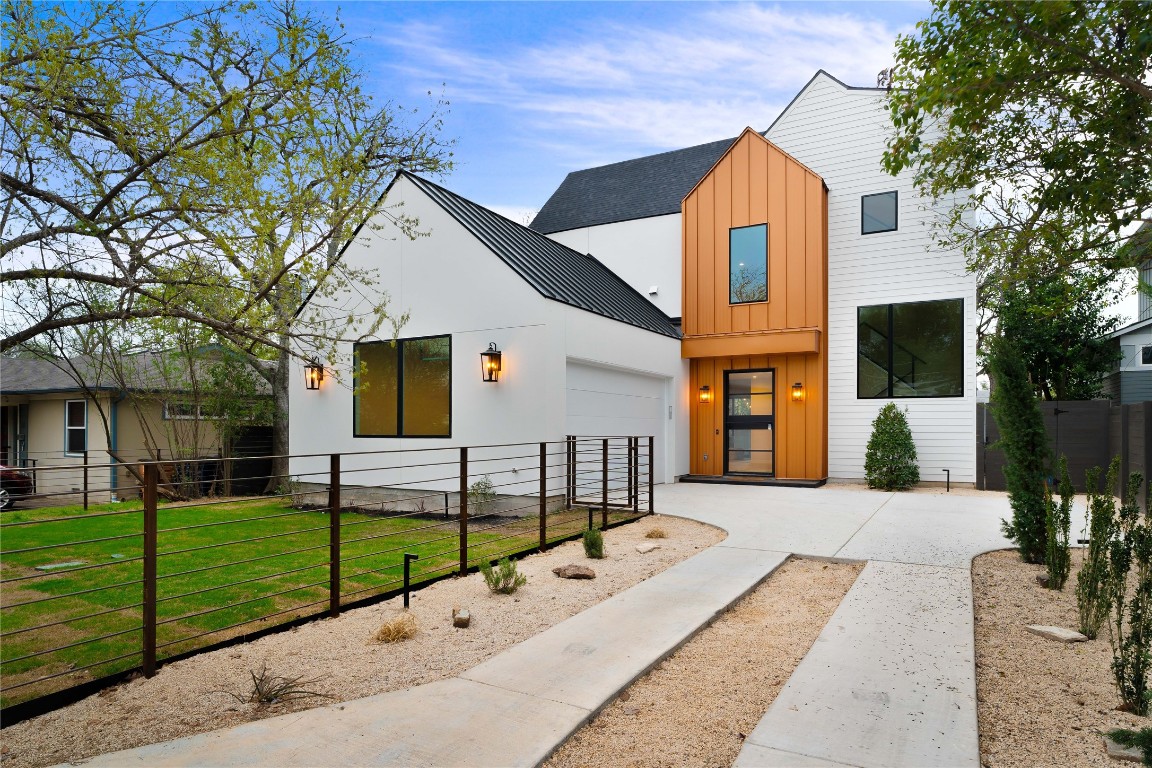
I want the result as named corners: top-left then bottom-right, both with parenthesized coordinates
top-left (791, 381), bottom-right (805, 403)
top-left (698, 385), bottom-right (712, 404)
top-left (304, 361), bottom-right (324, 390)
top-left (480, 342), bottom-right (502, 382)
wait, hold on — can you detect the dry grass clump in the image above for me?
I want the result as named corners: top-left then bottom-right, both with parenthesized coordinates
top-left (645, 527), bottom-right (667, 539)
top-left (374, 611), bottom-right (417, 643)
top-left (226, 664), bottom-right (331, 708)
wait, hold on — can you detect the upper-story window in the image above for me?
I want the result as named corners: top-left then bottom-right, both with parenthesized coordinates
top-left (729, 224), bottom-right (768, 304)
top-left (861, 191), bottom-right (898, 235)
top-left (65, 400), bottom-right (87, 455)
top-left (354, 335), bottom-right (451, 437)
top-left (858, 298), bottom-right (964, 398)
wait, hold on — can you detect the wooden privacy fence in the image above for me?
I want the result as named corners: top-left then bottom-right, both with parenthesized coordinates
top-left (0, 436), bottom-right (654, 722)
top-left (977, 401), bottom-right (1152, 501)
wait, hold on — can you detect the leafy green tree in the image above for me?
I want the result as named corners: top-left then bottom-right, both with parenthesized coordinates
top-left (1, 0), bottom-right (451, 486)
top-left (884, 1), bottom-right (1152, 283)
top-left (987, 337), bottom-right (1051, 564)
top-left (864, 403), bottom-right (920, 491)
top-left (991, 267), bottom-right (1122, 400)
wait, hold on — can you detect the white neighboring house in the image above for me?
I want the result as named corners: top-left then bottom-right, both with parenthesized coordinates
top-left (288, 173), bottom-right (687, 491)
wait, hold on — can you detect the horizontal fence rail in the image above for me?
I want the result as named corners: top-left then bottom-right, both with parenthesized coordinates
top-left (0, 436), bottom-right (653, 719)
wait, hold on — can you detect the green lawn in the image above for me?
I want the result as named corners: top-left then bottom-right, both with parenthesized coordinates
top-left (0, 496), bottom-right (632, 708)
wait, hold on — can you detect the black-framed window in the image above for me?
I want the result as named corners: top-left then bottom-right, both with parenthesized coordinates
top-left (729, 224), bottom-right (768, 304)
top-left (1141, 345), bottom-right (1152, 366)
top-left (65, 400), bottom-right (86, 455)
top-left (858, 299), bottom-right (963, 398)
top-left (861, 191), bottom-right (898, 235)
top-left (354, 335), bottom-right (451, 437)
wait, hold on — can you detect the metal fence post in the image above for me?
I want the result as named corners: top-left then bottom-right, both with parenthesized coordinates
top-left (566, 435), bottom-right (574, 510)
top-left (83, 449), bottom-right (89, 510)
top-left (539, 442), bottom-right (548, 552)
top-left (329, 454), bottom-right (341, 618)
top-left (601, 438), bottom-right (609, 529)
top-left (631, 437), bottom-right (639, 513)
top-left (142, 463), bottom-right (158, 677)
top-left (648, 435), bottom-right (655, 514)
top-left (459, 447), bottom-right (469, 576)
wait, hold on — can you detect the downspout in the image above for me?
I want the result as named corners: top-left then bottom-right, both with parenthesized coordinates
top-left (109, 393), bottom-right (125, 502)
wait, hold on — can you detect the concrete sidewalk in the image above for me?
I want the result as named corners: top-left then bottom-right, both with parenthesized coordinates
top-left (72, 545), bottom-right (791, 767)
top-left (70, 483), bottom-right (1021, 768)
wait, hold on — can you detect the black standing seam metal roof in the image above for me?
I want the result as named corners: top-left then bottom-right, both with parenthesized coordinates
top-left (401, 172), bottom-right (681, 340)
top-left (529, 136), bottom-right (738, 235)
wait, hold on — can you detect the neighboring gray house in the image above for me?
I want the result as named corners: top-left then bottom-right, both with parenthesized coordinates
top-left (1103, 317), bottom-right (1152, 405)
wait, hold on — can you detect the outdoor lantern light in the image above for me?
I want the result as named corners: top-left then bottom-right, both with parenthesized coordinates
top-left (791, 381), bottom-right (805, 403)
top-left (480, 342), bottom-right (502, 382)
top-left (698, 385), bottom-right (712, 404)
top-left (304, 361), bottom-right (324, 390)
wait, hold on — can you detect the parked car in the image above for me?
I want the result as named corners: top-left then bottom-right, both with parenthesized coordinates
top-left (0, 464), bottom-right (34, 510)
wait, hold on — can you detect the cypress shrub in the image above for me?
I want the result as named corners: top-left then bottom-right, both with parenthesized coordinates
top-left (864, 403), bottom-right (919, 491)
top-left (987, 338), bottom-right (1050, 564)
top-left (1108, 472), bottom-right (1151, 715)
top-left (1077, 460), bottom-right (1120, 638)
top-left (583, 527), bottom-right (605, 559)
top-left (1044, 456), bottom-right (1073, 589)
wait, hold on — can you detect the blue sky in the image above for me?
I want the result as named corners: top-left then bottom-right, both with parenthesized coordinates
top-left (332, 1), bottom-right (930, 221)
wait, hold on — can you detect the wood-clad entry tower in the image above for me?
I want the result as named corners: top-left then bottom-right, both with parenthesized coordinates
top-left (682, 128), bottom-right (828, 481)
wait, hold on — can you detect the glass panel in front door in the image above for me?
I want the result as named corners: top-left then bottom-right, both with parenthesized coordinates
top-left (727, 427), bottom-right (774, 473)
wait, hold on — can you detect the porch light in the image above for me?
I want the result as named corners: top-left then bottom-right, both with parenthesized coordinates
top-left (698, 385), bottom-right (712, 404)
top-left (304, 361), bottom-right (324, 390)
top-left (791, 382), bottom-right (805, 403)
top-left (480, 342), bottom-right (502, 382)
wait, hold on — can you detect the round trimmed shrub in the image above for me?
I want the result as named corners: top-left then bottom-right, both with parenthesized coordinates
top-left (864, 403), bottom-right (920, 491)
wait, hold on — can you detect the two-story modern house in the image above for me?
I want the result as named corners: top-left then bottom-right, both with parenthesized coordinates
top-left (289, 71), bottom-right (977, 488)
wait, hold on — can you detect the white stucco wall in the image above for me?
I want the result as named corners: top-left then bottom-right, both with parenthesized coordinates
top-left (545, 215), bottom-right (683, 318)
top-left (289, 175), bottom-right (684, 495)
top-left (766, 73), bottom-right (978, 483)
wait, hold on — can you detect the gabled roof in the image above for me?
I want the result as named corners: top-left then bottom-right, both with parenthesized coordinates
top-left (1109, 316), bottom-right (1152, 340)
top-left (402, 173), bottom-right (680, 339)
top-left (529, 136), bottom-right (737, 234)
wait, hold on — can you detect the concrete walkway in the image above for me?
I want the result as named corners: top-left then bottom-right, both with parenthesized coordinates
top-left (70, 484), bottom-right (1016, 768)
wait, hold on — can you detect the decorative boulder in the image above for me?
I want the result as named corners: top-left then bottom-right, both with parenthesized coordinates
top-left (552, 564), bottom-right (596, 579)
top-left (452, 608), bottom-right (471, 628)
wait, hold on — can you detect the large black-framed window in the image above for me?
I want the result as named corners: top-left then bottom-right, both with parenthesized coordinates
top-left (857, 299), bottom-right (964, 398)
top-left (861, 191), bottom-right (898, 235)
top-left (354, 335), bottom-right (451, 437)
top-left (729, 224), bottom-right (768, 304)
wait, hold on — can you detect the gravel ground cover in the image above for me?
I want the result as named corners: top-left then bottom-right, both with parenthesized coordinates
top-left (974, 548), bottom-right (1146, 767)
top-left (545, 557), bottom-right (863, 768)
top-left (0, 515), bottom-right (723, 768)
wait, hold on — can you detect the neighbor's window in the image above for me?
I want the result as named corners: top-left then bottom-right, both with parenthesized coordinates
top-left (354, 335), bottom-right (451, 437)
top-left (65, 400), bottom-right (87, 454)
top-left (857, 299), bottom-right (963, 398)
top-left (1142, 345), bottom-right (1152, 366)
top-left (730, 224), bottom-right (768, 304)
top-left (861, 191), bottom-right (898, 235)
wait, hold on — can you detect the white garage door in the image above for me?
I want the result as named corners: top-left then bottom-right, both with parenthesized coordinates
top-left (565, 361), bottom-right (666, 484)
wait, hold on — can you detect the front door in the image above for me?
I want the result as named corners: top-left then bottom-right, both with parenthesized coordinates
top-left (724, 370), bottom-right (775, 476)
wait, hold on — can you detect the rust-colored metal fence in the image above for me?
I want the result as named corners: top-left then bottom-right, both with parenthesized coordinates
top-left (0, 436), bottom-right (653, 722)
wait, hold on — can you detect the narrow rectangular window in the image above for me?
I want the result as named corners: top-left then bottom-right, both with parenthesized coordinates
top-left (65, 400), bottom-right (87, 454)
top-left (861, 191), bottom-right (898, 234)
top-left (729, 224), bottom-right (768, 304)
top-left (354, 335), bottom-right (451, 437)
top-left (1141, 345), bottom-right (1152, 366)
top-left (857, 299), bottom-right (963, 398)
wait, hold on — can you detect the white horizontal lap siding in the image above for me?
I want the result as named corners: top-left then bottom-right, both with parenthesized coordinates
top-left (546, 214), bottom-right (683, 317)
top-left (768, 74), bottom-right (977, 483)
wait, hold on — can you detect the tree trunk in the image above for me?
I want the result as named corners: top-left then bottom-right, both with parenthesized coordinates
top-left (263, 345), bottom-right (291, 494)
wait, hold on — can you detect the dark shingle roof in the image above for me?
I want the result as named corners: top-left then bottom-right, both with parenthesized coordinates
top-left (529, 137), bottom-right (737, 234)
top-left (403, 173), bottom-right (680, 339)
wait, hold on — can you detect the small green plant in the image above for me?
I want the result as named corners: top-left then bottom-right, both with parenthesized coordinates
top-left (467, 475), bottom-right (497, 514)
top-left (1108, 472), bottom-right (1151, 715)
top-left (1077, 459), bottom-right (1121, 639)
top-left (1043, 456), bottom-right (1073, 590)
top-left (479, 557), bottom-right (527, 594)
top-left (863, 403), bottom-right (919, 491)
top-left (583, 527), bottom-right (605, 559)
top-left (227, 664), bottom-right (331, 707)
top-left (1107, 728), bottom-right (1152, 765)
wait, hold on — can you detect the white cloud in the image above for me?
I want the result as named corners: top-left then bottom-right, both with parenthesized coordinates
top-left (375, 2), bottom-right (909, 157)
